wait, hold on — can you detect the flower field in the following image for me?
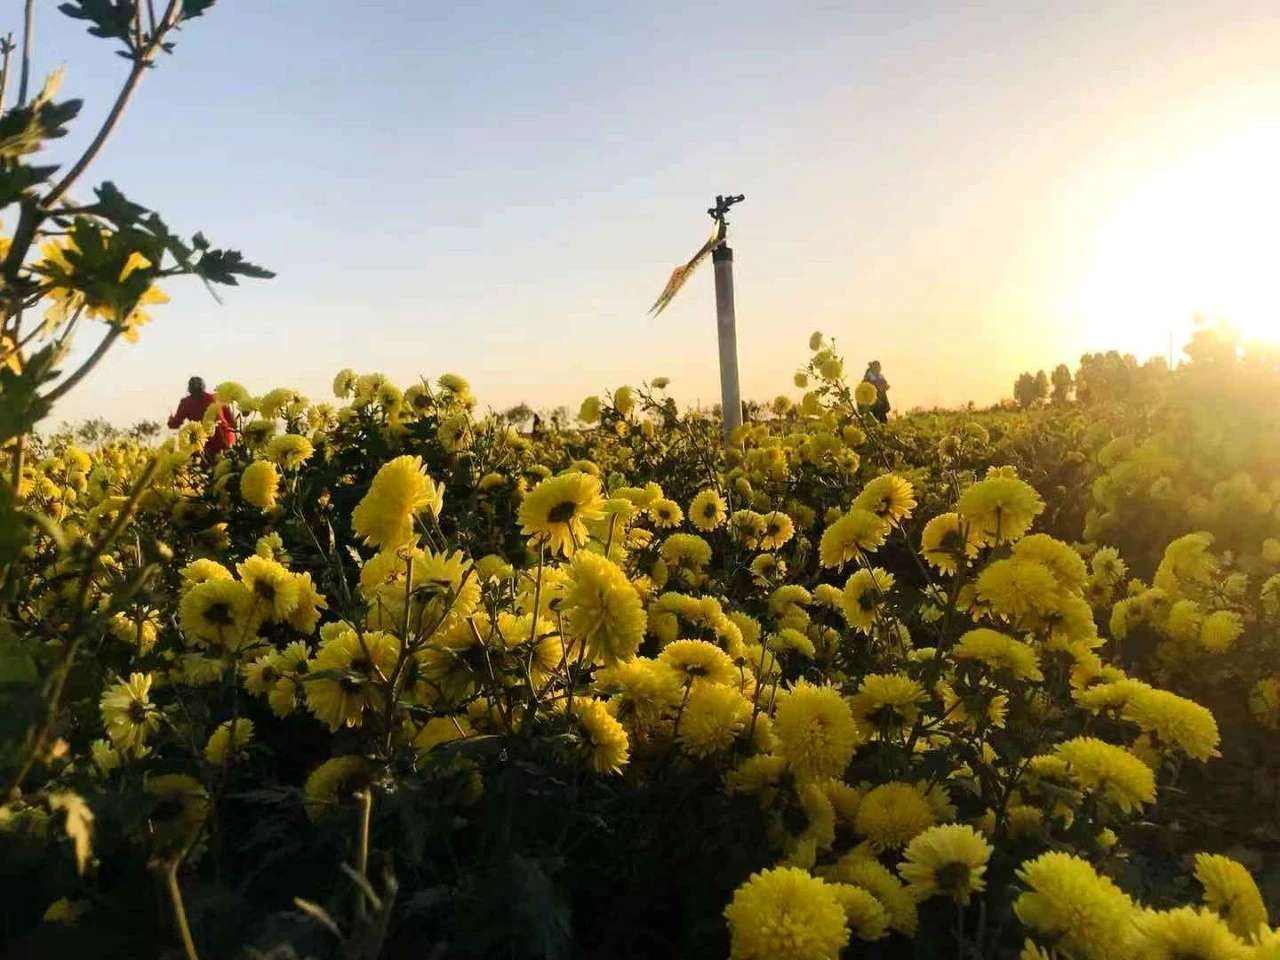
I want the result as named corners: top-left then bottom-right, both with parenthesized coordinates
top-left (3, 322), bottom-right (1280, 959)
top-left (4, 5), bottom-right (1280, 959)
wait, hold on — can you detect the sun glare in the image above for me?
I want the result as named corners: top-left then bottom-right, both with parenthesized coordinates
top-left (1078, 124), bottom-right (1280, 358)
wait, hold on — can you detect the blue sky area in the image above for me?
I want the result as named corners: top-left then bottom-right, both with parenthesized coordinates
top-left (27, 0), bottom-right (1280, 426)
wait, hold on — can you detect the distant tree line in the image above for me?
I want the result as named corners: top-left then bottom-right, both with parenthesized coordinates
top-left (1013, 352), bottom-right (1172, 408)
top-left (50, 417), bottom-right (162, 447)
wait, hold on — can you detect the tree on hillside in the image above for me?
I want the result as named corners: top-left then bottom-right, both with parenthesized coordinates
top-left (1013, 372), bottom-right (1035, 408)
top-left (1075, 351), bottom-right (1167, 404)
top-left (1034, 369), bottom-right (1050, 402)
top-left (499, 403), bottom-right (534, 429)
top-left (1013, 370), bottom-right (1049, 408)
top-left (1050, 363), bottom-right (1073, 403)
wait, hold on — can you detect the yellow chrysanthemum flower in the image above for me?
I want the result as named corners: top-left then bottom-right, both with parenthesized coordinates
top-left (1014, 852), bottom-right (1137, 960)
top-left (352, 455), bottom-right (443, 551)
top-left (306, 627), bottom-right (399, 731)
top-left (678, 682), bottom-right (751, 757)
top-left (287, 571), bottom-right (329, 635)
top-left (954, 628), bottom-right (1044, 681)
top-left (689, 488), bottom-right (728, 531)
top-left (758, 510), bottom-right (795, 551)
top-left (723, 867), bottom-right (850, 960)
top-left (1133, 906), bottom-right (1249, 960)
top-left (854, 381), bottom-right (879, 408)
top-left (1193, 853), bottom-right (1269, 939)
top-left (659, 533), bottom-right (713, 572)
top-left (840, 566), bottom-right (894, 632)
top-left (919, 512), bottom-right (981, 573)
top-left (957, 474), bottom-right (1045, 545)
top-left (519, 471), bottom-right (605, 556)
top-left (236, 554), bottom-right (300, 622)
top-left (596, 658), bottom-right (684, 728)
top-left (729, 509), bottom-right (768, 549)
top-left (266, 642), bottom-right (310, 717)
top-left (825, 854), bottom-right (918, 936)
top-left (768, 626), bottom-right (814, 658)
top-left (819, 508), bottom-right (889, 568)
top-left (303, 756), bottom-right (375, 822)
top-left (179, 578), bottom-right (256, 648)
top-left (560, 550), bottom-right (647, 666)
top-left (1199, 609), bottom-right (1244, 653)
top-left (1091, 545), bottom-right (1127, 585)
top-left (749, 552), bottom-right (786, 586)
top-left (1053, 737), bottom-right (1156, 814)
top-left (145, 774), bottom-right (210, 853)
top-left (898, 823), bottom-right (992, 904)
top-left (572, 698), bottom-right (629, 774)
top-left (853, 474), bottom-right (917, 522)
top-left (648, 497), bottom-right (684, 528)
top-left (975, 558), bottom-right (1061, 623)
top-left (1122, 686), bottom-right (1220, 762)
top-left (578, 395), bottom-right (602, 424)
top-left (100, 672), bottom-right (161, 756)
top-left (204, 718), bottom-right (254, 765)
top-left (264, 433), bottom-right (314, 470)
top-left (854, 781), bottom-right (935, 850)
top-left (773, 681), bottom-right (863, 781)
top-left (240, 459), bottom-right (279, 510)
top-left (613, 385), bottom-right (637, 416)
top-left (848, 673), bottom-right (926, 735)
top-left (657, 638), bottom-right (738, 687)
top-left (332, 368), bottom-right (357, 398)
top-left (829, 883), bottom-right (890, 941)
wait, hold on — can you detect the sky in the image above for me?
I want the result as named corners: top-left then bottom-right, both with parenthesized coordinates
top-left (26, 0), bottom-right (1280, 428)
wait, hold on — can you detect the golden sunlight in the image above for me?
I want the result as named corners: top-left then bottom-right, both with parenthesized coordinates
top-left (1078, 123), bottom-right (1280, 356)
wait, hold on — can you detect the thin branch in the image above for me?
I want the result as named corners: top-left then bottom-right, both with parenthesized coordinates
top-left (44, 0), bottom-right (184, 207)
top-left (43, 60), bottom-right (148, 207)
top-left (0, 32), bottom-right (15, 113)
top-left (132, 2), bottom-right (144, 54)
top-left (41, 327), bottom-right (122, 404)
top-left (17, 0), bottom-right (33, 106)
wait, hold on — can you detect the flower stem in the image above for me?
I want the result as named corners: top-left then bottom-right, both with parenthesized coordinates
top-left (163, 861), bottom-right (201, 960)
top-left (354, 788), bottom-right (373, 920)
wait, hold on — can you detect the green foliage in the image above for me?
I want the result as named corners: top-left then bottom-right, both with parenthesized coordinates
top-left (58, 0), bottom-right (218, 57)
top-left (0, 344), bottom-right (64, 441)
top-left (0, 73), bottom-right (82, 160)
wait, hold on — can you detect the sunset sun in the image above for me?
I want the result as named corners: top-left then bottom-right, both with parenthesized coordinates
top-left (1078, 124), bottom-right (1280, 356)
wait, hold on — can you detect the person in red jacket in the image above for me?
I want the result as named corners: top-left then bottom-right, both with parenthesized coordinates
top-left (168, 376), bottom-right (236, 459)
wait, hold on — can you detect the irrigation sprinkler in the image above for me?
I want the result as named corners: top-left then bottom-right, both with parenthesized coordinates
top-left (650, 193), bottom-right (746, 439)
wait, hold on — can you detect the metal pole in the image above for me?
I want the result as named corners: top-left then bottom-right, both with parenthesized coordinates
top-left (713, 243), bottom-right (742, 438)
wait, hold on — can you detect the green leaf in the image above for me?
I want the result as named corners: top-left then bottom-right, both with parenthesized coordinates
top-left (49, 791), bottom-right (95, 875)
top-left (182, 0), bottom-right (218, 19)
top-left (0, 160), bottom-right (59, 208)
top-left (0, 90), bottom-right (82, 160)
top-left (92, 181), bottom-right (149, 227)
top-left (192, 247), bottom-right (276, 285)
top-left (32, 218), bottom-right (166, 326)
top-left (57, 1), bottom-right (135, 46)
top-left (0, 343), bottom-right (64, 443)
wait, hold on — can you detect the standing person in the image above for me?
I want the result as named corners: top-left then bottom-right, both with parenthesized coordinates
top-left (168, 376), bottom-right (236, 459)
top-left (863, 361), bottom-right (891, 423)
